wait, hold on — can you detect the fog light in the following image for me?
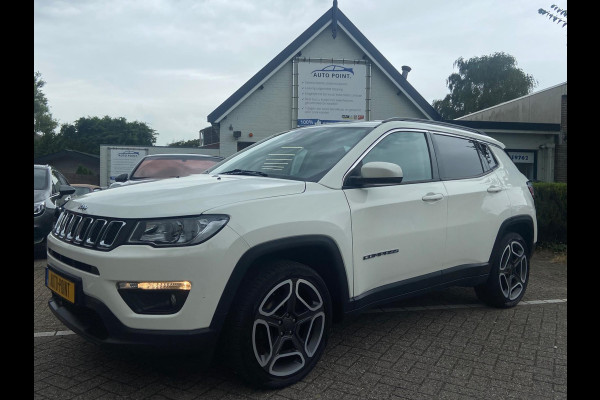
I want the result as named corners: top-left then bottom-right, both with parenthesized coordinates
top-left (117, 281), bottom-right (191, 314)
top-left (118, 281), bottom-right (191, 290)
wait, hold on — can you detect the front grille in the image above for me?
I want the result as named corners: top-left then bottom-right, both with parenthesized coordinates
top-left (52, 210), bottom-right (131, 251)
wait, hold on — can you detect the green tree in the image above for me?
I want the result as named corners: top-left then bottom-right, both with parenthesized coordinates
top-left (432, 52), bottom-right (536, 120)
top-left (34, 71), bottom-right (58, 136)
top-left (168, 138), bottom-right (201, 147)
top-left (538, 5), bottom-right (567, 28)
top-left (35, 116), bottom-right (158, 157)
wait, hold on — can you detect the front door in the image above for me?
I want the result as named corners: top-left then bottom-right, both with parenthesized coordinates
top-left (343, 130), bottom-right (447, 299)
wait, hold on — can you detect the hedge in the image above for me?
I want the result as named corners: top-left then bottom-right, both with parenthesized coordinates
top-left (532, 182), bottom-right (567, 244)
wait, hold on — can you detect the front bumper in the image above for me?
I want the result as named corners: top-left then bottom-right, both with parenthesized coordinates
top-left (46, 225), bottom-right (249, 334)
top-left (48, 290), bottom-right (219, 360)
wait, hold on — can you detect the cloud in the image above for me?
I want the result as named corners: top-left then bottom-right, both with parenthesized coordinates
top-left (34, 0), bottom-right (567, 145)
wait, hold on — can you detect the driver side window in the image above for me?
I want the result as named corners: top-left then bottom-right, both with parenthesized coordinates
top-left (361, 131), bottom-right (433, 183)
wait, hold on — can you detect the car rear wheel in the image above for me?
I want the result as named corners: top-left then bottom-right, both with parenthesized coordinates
top-left (475, 232), bottom-right (530, 308)
top-left (226, 260), bottom-right (331, 388)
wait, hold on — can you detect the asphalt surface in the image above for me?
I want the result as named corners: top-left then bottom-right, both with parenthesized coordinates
top-left (34, 250), bottom-right (567, 399)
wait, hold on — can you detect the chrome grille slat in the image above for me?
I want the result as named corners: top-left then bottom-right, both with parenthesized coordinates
top-left (59, 213), bottom-right (73, 238)
top-left (99, 221), bottom-right (126, 248)
top-left (52, 210), bottom-right (128, 251)
top-left (85, 219), bottom-right (107, 246)
top-left (73, 217), bottom-right (93, 244)
top-left (66, 215), bottom-right (82, 241)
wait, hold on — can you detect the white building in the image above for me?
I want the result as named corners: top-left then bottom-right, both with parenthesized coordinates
top-left (205, 2), bottom-right (439, 157)
top-left (201, 2), bottom-right (566, 182)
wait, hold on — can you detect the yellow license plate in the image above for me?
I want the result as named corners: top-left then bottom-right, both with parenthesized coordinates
top-left (47, 269), bottom-right (76, 303)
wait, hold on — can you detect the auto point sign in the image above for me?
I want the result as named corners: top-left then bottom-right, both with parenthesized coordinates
top-left (297, 62), bottom-right (366, 126)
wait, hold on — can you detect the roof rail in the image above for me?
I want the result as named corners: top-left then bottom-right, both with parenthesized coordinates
top-left (381, 117), bottom-right (488, 136)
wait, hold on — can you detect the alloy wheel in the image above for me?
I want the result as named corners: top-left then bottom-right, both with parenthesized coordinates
top-left (498, 240), bottom-right (528, 301)
top-left (252, 278), bottom-right (325, 377)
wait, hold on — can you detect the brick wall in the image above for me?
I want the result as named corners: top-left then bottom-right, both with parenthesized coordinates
top-left (554, 95), bottom-right (567, 182)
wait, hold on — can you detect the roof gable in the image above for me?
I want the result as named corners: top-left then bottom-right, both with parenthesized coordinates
top-left (207, 6), bottom-right (440, 123)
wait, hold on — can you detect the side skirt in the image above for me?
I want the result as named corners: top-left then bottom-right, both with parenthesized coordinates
top-left (347, 262), bottom-right (489, 315)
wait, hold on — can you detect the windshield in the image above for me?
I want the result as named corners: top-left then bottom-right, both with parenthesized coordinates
top-left (208, 125), bottom-right (374, 181)
top-left (131, 157), bottom-right (220, 180)
top-left (34, 168), bottom-right (49, 190)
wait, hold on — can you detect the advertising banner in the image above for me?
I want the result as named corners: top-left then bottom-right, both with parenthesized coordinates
top-left (297, 62), bottom-right (366, 126)
top-left (109, 148), bottom-right (148, 183)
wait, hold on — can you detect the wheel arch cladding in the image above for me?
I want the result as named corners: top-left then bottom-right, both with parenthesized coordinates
top-left (494, 215), bottom-right (535, 258)
top-left (211, 235), bottom-right (350, 331)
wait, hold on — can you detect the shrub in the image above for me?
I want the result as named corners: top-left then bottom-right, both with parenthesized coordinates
top-left (532, 182), bottom-right (567, 244)
top-left (76, 165), bottom-right (94, 175)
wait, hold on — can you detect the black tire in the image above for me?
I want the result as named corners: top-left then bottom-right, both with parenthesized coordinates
top-left (225, 260), bottom-right (332, 389)
top-left (475, 232), bottom-right (530, 308)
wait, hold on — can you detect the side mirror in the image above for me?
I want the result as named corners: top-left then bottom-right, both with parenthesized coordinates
top-left (345, 162), bottom-right (403, 187)
top-left (115, 173), bottom-right (128, 182)
top-left (59, 185), bottom-right (76, 197)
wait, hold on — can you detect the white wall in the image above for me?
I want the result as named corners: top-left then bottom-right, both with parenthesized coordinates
top-left (216, 23), bottom-right (427, 158)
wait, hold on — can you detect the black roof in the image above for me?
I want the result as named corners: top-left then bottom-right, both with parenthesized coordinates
top-left (207, 5), bottom-right (440, 124)
top-left (34, 149), bottom-right (100, 164)
top-left (446, 120), bottom-right (561, 132)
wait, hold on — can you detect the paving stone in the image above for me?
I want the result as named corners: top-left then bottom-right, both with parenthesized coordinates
top-left (34, 249), bottom-right (566, 399)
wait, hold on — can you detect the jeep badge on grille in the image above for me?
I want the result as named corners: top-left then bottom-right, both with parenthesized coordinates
top-left (78, 204), bottom-right (88, 211)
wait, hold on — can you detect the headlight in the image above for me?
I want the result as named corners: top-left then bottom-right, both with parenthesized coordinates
top-left (34, 201), bottom-right (46, 216)
top-left (127, 215), bottom-right (229, 247)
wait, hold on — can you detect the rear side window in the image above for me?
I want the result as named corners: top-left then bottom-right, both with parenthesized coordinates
top-left (433, 134), bottom-right (484, 180)
top-left (476, 142), bottom-right (498, 171)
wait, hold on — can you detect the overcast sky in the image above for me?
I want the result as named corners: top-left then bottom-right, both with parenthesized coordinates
top-left (34, 0), bottom-right (567, 146)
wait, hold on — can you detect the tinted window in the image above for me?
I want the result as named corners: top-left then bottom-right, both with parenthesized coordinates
top-left (55, 171), bottom-right (70, 186)
top-left (361, 131), bottom-right (432, 183)
top-left (433, 134), bottom-right (484, 180)
top-left (477, 143), bottom-right (498, 171)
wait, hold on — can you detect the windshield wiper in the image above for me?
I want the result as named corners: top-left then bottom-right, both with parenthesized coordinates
top-left (219, 169), bottom-right (269, 177)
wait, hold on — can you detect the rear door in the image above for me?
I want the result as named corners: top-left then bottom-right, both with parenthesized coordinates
top-left (343, 130), bottom-right (448, 298)
top-left (431, 133), bottom-right (511, 271)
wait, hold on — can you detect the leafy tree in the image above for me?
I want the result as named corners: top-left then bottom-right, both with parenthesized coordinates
top-left (34, 71), bottom-right (58, 136)
top-left (168, 138), bottom-right (201, 147)
top-left (538, 5), bottom-right (567, 28)
top-left (432, 52), bottom-right (536, 120)
top-left (35, 116), bottom-right (157, 157)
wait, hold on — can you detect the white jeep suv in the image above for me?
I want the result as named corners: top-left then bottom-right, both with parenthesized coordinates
top-left (46, 118), bottom-right (536, 388)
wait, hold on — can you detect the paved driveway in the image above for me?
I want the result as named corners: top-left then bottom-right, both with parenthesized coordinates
top-left (34, 250), bottom-right (566, 399)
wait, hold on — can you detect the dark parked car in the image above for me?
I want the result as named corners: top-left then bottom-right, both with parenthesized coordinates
top-left (34, 164), bottom-right (75, 254)
top-left (109, 153), bottom-right (223, 188)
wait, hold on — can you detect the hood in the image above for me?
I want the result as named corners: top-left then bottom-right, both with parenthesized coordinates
top-left (34, 189), bottom-right (50, 203)
top-left (109, 178), bottom-right (157, 189)
top-left (65, 174), bottom-right (306, 218)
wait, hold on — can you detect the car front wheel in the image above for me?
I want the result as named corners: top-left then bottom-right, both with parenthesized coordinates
top-left (226, 260), bottom-right (331, 388)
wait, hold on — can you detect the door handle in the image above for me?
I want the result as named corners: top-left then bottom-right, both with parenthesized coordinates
top-left (487, 185), bottom-right (503, 193)
top-left (422, 193), bottom-right (444, 202)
